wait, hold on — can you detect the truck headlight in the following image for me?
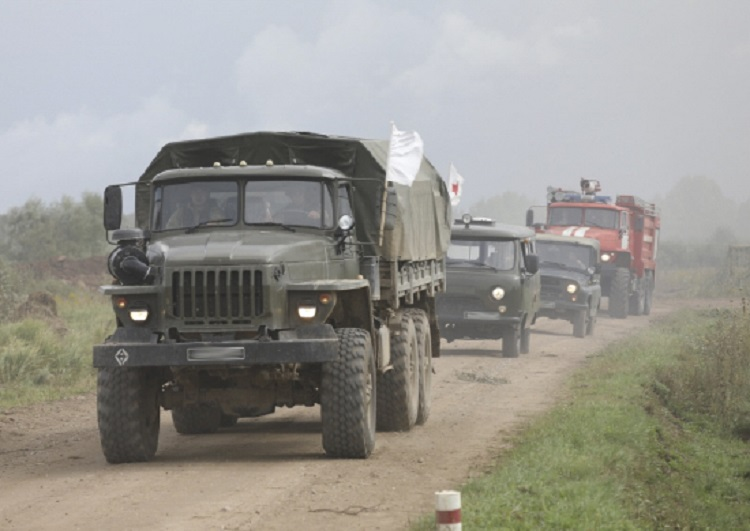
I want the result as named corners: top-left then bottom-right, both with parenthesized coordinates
top-left (129, 308), bottom-right (150, 322)
top-left (566, 284), bottom-right (578, 294)
top-left (601, 253), bottom-right (611, 262)
top-left (491, 287), bottom-right (505, 300)
top-left (298, 305), bottom-right (317, 319)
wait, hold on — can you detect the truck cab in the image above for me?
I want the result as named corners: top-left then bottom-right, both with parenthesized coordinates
top-left (436, 214), bottom-right (540, 358)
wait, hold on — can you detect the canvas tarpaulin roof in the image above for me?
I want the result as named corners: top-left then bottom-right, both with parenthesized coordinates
top-left (135, 131), bottom-right (451, 261)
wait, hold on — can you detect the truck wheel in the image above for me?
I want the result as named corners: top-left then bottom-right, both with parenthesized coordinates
top-left (609, 267), bottom-right (630, 319)
top-left (573, 309), bottom-right (586, 338)
top-left (643, 272), bottom-right (654, 316)
top-left (172, 403), bottom-right (222, 434)
top-left (407, 309), bottom-right (432, 425)
top-left (220, 414), bottom-right (239, 427)
top-left (520, 323), bottom-right (531, 354)
top-left (97, 367), bottom-right (161, 464)
top-left (502, 328), bottom-right (519, 358)
top-left (321, 328), bottom-right (376, 458)
top-left (376, 311), bottom-right (419, 431)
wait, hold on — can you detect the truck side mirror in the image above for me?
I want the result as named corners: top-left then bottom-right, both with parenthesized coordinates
top-left (104, 185), bottom-right (123, 231)
top-left (525, 208), bottom-right (534, 227)
top-left (634, 215), bottom-right (644, 231)
top-left (524, 254), bottom-right (539, 275)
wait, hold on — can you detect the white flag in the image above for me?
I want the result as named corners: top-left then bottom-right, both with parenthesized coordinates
top-left (448, 163), bottom-right (464, 206)
top-left (385, 122), bottom-right (424, 187)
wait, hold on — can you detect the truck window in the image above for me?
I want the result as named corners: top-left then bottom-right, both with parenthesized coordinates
top-left (447, 239), bottom-right (515, 270)
top-left (549, 207), bottom-right (582, 226)
top-left (584, 208), bottom-right (618, 229)
top-left (244, 180), bottom-right (334, 228)
top-left (153, 181), bottom-right (238, 231)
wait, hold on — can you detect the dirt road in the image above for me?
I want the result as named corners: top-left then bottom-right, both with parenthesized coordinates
top-left (0, 300), bottom-right (684, 530)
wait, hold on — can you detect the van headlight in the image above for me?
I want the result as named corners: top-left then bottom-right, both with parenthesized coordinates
top-left (491, 287), bottom-right (505, 300)
top-left (566, 284), bottom-right (578, 294)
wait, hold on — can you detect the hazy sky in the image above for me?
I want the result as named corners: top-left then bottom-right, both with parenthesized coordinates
top-left (1, 0), bottom-right (748, 214)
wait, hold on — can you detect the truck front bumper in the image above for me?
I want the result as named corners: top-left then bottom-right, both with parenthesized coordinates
top-left (93, 324), bottom-right (339, 368)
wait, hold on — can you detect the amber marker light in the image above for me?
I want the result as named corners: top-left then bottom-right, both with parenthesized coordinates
top-left (116, 297), bottom-right (127, 309)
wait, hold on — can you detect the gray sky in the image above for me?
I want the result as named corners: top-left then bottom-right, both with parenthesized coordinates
top-left (1, 0), bottom-right (748, 213)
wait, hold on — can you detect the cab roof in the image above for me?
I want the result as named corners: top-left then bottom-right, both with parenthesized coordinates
top-left (451, 222), bottom-right (536, 241)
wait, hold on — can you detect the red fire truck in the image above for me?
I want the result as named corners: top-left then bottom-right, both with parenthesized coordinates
top-left (527, 179), bottom-right (660, 318)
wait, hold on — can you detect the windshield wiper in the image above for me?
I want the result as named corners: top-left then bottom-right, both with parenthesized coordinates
top-left (185, 218), bottom-right (233, 234)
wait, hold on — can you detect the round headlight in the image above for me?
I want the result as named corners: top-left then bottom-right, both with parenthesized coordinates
top-left (566, 284), bottom-right (578, 294)
top-left (601, 253), bottom-right (611, 262)
top-left (461, 213), bottom-right (473, 225)
top-left (491, 287), bottom-right (505, 300)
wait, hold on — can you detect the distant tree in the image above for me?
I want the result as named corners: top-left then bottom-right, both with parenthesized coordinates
top-left (1, 194), bottom-right (109, 262)
top-left (467, 191), bottom-right (536, 226)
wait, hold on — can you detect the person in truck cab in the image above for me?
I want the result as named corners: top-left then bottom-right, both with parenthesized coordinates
top-left (276, 184), bottom-right (322, 225)
top-left (166, 184), bottom-right (225, 229)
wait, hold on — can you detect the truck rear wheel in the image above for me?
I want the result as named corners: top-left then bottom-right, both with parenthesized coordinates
top-left (376, 311), bottom-right (419, 431)
top-left (520, 322), bottom-right (531, 354)
top-left (172, 404), bottom-right (222, 434)
top-left (502, 328), bottom-right (519, 358)
top-left (609, 267), bottom-right (630, 319)
top-left (407, 309), bottom-right (432, 425)
top-left (97, 367), bottom-right (161, 464)
top-left (321, 328), bottom-right (376, 458)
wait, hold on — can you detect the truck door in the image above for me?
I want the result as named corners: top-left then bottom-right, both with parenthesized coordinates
top-left (619, 211), bottom-right (630, 251)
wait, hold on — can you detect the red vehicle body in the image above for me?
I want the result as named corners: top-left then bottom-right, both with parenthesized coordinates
top-left (527, 180), bottom-right (660, 318)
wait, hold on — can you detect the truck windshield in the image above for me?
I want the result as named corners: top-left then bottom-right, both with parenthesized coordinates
top-left (537, 242), bottom-right (592, 271)
top-left (583, 208), bottom-right (618, 229)
top-left (152, 181), bottom-right (238, 231)
top-left (447, 239), bottom-right (515, 270)
top-left (548, 207), bottom-right (582, 226)
top-left (152, 179), bottom-right (335, 231)
top-left (245, 180), bottom-right (334, 228)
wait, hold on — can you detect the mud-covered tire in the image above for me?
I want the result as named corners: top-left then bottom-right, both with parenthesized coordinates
top-left (573, 309), bottom-right (586, 338)
top-left (321, 328), bottom-right (376, 458)
top-left (97, 367), bottom-right (161, 464)
top-left (171, 404), bottom-right (222, 434)
top-left (376, 311), bottom-right (419, 431)
top-left (407, 309), bottom-right (432, 425)
top-left (502, 328), bottom-right (519, 358)
top-left (609, 267), bottom-right (630, 319)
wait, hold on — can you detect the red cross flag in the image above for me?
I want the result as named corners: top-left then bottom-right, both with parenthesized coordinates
top-left (448, 163), bottom-right (464, 206)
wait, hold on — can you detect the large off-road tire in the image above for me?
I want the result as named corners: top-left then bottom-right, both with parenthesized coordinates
top-left (376, 311), bottom-right (419, 431)
top-left (97, 367), bottom-right (161, 464)
top-left (407, 309), bottom-right (432, 425)
top-left (643, 271), bottom-right (654, 316)
top-left (573, 309), bottom-right (587, 338)
top-left (172, 403), bottom-right (222, 434)
top-left (321, 328), bottom-right (376, 458)
top-left (609, 267), bottom-right (630, 319)
top-left (220, 414), bottom-right (239, 428)
top-left (520, 322), bottom-right (531, 354)
top-left (502, 328), bottom-right (519, 358)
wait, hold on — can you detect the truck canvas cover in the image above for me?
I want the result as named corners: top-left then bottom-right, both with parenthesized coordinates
top-left (134, 131), bottom-right (451, 261)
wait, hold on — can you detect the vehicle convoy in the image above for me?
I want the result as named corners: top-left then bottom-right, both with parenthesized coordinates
top-left (436, 214), bottom-right (540, 358)
top-left (93, 131), bottom-right (452, 463)
top-left (535, 233), bottom-right (602, 338)
top-left (527, 179), bottom-right (660, 318)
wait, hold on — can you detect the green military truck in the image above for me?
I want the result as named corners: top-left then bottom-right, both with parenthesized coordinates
top-left (94, 131), bottom-right (452, 463)
top-left (535, 233), bottom-right (602, 338)
top-left (436, 215), bottom-right (540, 358)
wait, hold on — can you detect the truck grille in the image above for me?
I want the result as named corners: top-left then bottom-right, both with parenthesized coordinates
top-left (170, 268), bottom-right (264, 323)
top-left (540, 276), bottom-right (563, 300)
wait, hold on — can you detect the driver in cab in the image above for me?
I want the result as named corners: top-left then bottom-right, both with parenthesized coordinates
top-left (166, 184), bottom-right (224, 229)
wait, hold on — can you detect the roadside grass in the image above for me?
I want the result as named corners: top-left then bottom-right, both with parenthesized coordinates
top-left (0, 288), bottom-right (111, 409)
top-left (411, 307), bottom-right (750, 530)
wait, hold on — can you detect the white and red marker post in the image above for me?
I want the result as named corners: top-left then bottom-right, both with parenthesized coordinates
top-left (435, 490), bottom-right (461, 530)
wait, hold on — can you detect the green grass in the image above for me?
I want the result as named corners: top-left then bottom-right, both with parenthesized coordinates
top-left (0, 289), bottom-right (112, 409)
top-left (412, 308), bottom-right (750, 530)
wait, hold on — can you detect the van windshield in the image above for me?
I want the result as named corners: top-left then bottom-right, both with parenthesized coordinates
top-left (447, 239), bottom-right (516, 270)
